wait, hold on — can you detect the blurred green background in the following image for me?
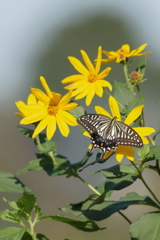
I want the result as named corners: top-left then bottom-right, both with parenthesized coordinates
top-left (1, 1), bottom-right (160, 239)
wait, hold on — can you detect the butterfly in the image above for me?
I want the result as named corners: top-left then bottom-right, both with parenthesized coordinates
top-left (77, 114), bottom-right (143, 160)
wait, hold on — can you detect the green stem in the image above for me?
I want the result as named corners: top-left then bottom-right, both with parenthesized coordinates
top-left (131, 161), bottom-right (160, 206)
top-left (118, 211), bottom-right (132, 224)
top-left (123, 61), bottom-right (130, 85)
top-left (28, 217), bottom-right (37, 240)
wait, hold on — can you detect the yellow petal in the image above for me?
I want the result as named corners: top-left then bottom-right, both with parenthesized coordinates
top-left (72, 83), bottom-right (88, 97)
top-left (58, 110), bottom-right (77, 126)
top-left (130, 43), bottom-right (148, 55)
top-left (86, 84), bottom-right (95, 106)
top-left (81, 50), bottom-right (96, 74)
top-left (20, 110), bottom-right (47, 125)
top-left (95, 106), bottom-right (112, 119)
top-left (94, 81), bottom-right (103, 97)
top-left (101, 58), bottom-right (116, 64)
top-left (121, 44), bottom-right (130, 54)
top-left (31, 88), bottom-right (50, 105)
top-left (133, 127), bottom-right (155, 136)
top-left (83, 131), bottom-right (90, 137)
top-left (51, 92), bottom-right (61, 105)
top-left (68, 56), bottom-right (89, 75)
top-left (102, 50), bottom-right (118, 58)
top-left (40, 76), bottom-right (52, 98)
top-left (125, 105), bottom-right (144, 126)
top-left (61, 102), bottom-right (78, 111)
top-left (95, 46), bottom-right (102, 74)
top-left (98, 67), bottom-right (111, 79)
top-left (58, 90), bottom-right (72, 107)
top-left (116, 146), bottom-right (134, 162)
top-left (109, 96), bottom-right (121, 121)
top-left (46, 115), bottom-right (56, 140)
top-left (141, 136), bottom-right (149, 144)
top-left (27, 94), bottom-right (37, 105)
top-left (32, 116), bottom-right (49, 138)
top-left (97, 80), bottom-right (112, 92)
top-left (61, 75), bottom-right (85, 84)
top-left (56, 114), bottom-right (70, 137)
top-left (74, 87), bottom-right (89, 100)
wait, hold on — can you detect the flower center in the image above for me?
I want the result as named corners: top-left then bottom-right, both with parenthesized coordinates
top-left (47, 106), bottom-right (58, 115)
top-left (116, 49), bottom-right (125, 59)
top-left (88, 74), bottom-right (97, 83)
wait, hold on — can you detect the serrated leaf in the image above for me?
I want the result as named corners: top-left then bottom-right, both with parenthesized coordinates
top-left (17, 154), bottom-right (72, 176)
top-left (16, 192), bottom-right (37, 215)
top-left (0, 171), bottom-right (31, 193)
top-left (0, 227), bottom-right (26, 240)
top-left (91, 164), bottom-right (139, 178)
top-left (61, 192), bottom-right (159, 221)
top-left (40, 215), bottom-right (103, 232)
top-left (113, 82), bottom-right (135, 111)
top-left (0, 210), bottom-right (20, 223)
top-left (144, 146), bottom-right (160, 163)
top-left (36, 139), bottom-right (57, 153)
top-left (17, 126), bottom-right (34, 138)
top-left (3, 198), bottom-right (19, 210)
top-left (136, 144), bottom-right (150, 159)
top-left (130, 211), bottom-right (160, 240)
top-left (68, 105), bottom-right (86, 118)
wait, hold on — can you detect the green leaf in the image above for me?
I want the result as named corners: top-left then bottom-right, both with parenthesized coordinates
top-left (17, 154), bottom-right (72, 176)
top-left (136, 57), bottom-right (147, 78)
top-left (18, 126), bottom-right (34, 138)
top-left (3, 198), bottom-right (19, 210)
top-left (127, 97), bottom-right (145, 115)
top-left (130, 211), bottom-right (160, 240)
top-left (0, 210), bottom-right (20, 223)
top-left (91, 164), bottom-right (139, 191)
top-left (0, 171), bottom-right (31, 193)
top-left (113, 82), bottom-right (135, 112)
top-left (40, 215), bottom-right (103, 232)
top-left (61, 192), bottom-right (159, 221)
top-left (0, 227), bottom-right (26, 240)
top-left (36, 233), bottom-right (50, 240)
top-left (153, 128), bottom-right (160, 141)
top-left (144, 145), bottom-right (160, 163)
top-left (68, 105), bottom-right (86, 118)
top-left (36, 139), bottom-right (57, 153)
top-left (21, 231), bottom-right (33, 240)
top-left (16, 192), bottom-right (37, 215)
top-left (136, 144), bottom-right (150, 159)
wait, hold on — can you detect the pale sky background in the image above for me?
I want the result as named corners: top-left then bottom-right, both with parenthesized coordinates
top-left (0, 1), bottom-right (160, 240)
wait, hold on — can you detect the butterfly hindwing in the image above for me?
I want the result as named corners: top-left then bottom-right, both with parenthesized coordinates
top-left (77, 114), bottom-right (143, 160)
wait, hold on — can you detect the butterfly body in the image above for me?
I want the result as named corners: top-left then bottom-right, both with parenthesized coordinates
top-left (77, 114), bottom-right (143, 160)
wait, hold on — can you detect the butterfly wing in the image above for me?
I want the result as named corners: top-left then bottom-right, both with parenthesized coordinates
top-left (77, 114), bottom-right (143, 160)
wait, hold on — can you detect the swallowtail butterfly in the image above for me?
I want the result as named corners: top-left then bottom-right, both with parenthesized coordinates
top-left (77, 114), bottom-right (143, 160)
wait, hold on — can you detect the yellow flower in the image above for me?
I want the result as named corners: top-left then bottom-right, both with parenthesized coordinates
top-left (15, 77), bottom-right (78, 140)
top-left (84, 96), bottom-right (155, 162)
top-left (101, 44), bottom-right (151, 64)
top-left (15, 93), bottom-right (44, 118)
top-left (61, 46), bottom-right (112, 106)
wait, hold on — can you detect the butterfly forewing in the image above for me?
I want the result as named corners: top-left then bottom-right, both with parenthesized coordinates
top-left (77, 114), bottom-right (143, 160)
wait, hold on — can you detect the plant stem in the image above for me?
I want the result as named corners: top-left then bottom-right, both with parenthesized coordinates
top-left (118, 211), bottom-right (132, 224)
top-left (131, 161), bottom-right (160, 206)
